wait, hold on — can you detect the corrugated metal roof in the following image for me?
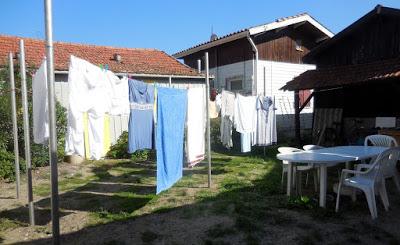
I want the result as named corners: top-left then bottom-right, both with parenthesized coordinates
top-left (281, 57), bottom-right (400, 91)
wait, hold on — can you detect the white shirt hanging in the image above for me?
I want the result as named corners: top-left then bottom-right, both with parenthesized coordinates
top-left (234, 94), bottom-right (257, 133)
top-left (32, 59), bottom-right (49, 144)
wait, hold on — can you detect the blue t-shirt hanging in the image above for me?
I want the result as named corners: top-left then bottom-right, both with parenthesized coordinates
top-left (128, 79), bottom-right (154, 153)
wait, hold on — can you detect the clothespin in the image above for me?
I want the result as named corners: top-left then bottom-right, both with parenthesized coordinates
top-left (105, 64), bottom-right (109, 71)
top-left (99, 64), bottom-right (103, 70)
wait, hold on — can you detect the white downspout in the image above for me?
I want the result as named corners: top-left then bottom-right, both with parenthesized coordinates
top-left (247, 32), bottom-right (258, 95)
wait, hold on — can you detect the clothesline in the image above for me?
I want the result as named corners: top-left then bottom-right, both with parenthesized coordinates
top-left (31, 54), bottom-right (213, 195)
top-left (218, 89), bottom-right (277, 153)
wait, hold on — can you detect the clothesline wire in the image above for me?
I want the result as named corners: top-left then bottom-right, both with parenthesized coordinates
top-left (124, 68), bottom-right (212, 189)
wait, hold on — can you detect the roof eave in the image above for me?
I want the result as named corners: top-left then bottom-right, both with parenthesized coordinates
top-left (304, 5), bottom-right (397, 61)
top-left (249, 14), bottom-right (334, 38)
top-left (54, 70), bottom-right (207, 79)
top-left (173, 31), bottom-right (249, 59)
top-left (173, 14), bottom-right (334, 59)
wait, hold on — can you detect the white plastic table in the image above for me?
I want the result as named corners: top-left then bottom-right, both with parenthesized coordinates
top-left (277, 146), bottom-right (387, 208)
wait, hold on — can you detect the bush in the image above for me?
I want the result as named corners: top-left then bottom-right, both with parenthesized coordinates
top-left (0, 148), bottom-right (26, 181)
top-left (107, 131), bottom-right (155, 161)
top-left (30, 102), bottom-right (67, 167)
top-left (107, 131), bottom-right (130, 159)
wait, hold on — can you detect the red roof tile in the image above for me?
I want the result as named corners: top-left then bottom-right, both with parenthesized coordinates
top-left (0, 35), bottom-right (201, 77)
top-left (281, 57), bottom-right (400, 91)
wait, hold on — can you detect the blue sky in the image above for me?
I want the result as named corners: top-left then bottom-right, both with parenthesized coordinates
top-left (1, 1), bottom-right (400, 54)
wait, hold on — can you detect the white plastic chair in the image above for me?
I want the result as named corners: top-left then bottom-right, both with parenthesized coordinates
top-left (303, 145), bottom-right (324, 151)
top-left (364, 135), bottom-right (400, 193)
top-left (335, 147), bottom-right (400, 219)
top-left (278, 147), bottom-right (318, 194)
top-left (364, 134), bottom-right (398, 147)
top-left (302, 145), bottom-right (324, 190)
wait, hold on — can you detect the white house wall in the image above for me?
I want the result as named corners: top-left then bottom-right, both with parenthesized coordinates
top-left (257, 60), bottom-right (316, 133)
top-left (208, 60), bottom-right (315, 135)
top-left (209, 60), bottom-right (254, 94)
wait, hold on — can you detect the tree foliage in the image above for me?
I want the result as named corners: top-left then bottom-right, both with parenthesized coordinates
top-left (0, 65), bottom-right (67, 180)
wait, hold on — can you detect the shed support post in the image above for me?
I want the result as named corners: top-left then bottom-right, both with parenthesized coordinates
top-left (294, 90), bottom-right (301, 145)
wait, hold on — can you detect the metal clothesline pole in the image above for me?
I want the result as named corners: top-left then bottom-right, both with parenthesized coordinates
top-left (197, 59), bottom-right (201, 73)
top-left (205, 52), bottom-right (212, 188)
top-left (9, 52), bottom-right (20, 199)
top-left (19, 39), bottom-right (35, 226)
top-left (44, 0), bottom-right (60, 243)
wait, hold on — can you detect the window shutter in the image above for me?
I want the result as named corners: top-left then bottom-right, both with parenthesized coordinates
top-left (299, 90), bottom-right (311, 108)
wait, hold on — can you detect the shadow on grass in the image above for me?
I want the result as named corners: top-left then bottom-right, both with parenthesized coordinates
top-left (3, 148), bottom-right (400, 245)
top-left (0, 207), bottom-right (72, 226)
top-left (0, 149), bottom-right (286, 244)
top-left (0, 160), bottom-right (156, 228)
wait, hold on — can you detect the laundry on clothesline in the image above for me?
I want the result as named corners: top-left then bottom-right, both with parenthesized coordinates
top-left (217, 90), bottom-right (277, 152)
top-left (234, 94), bottom-right (257, 134)
top-left (252, 96), bottom-right (277, 146)
top-left (64, 55), bottom-right (129, 160)
top-left (32, 59), bottom-right (49, 145)
top-left (31, 54), bottom-right (210, 195)
top-left (209, 100), bottom-right (219, 119)
top-left (156, 87), bottom-right (187, 194)
top-left (186, 87), bottom-right (206, 167)
top-left (128, 79), bottom-right (155, 153)
top-left (241, 133), bottom-right (252, 153)
top-left (220, 90), bottom-right (235, 149)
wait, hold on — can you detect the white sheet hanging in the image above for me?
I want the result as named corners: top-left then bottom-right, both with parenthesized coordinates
top-left (106, 72), bottom-right (130, 115)
top-left (186, 87), bottom-right (206, 167)
top-left (234, 94), bottom-right (257, 134)
top-left (32, 59), bottom-right (49, 144)
top-left (65, 55), bottom-right (129, 160)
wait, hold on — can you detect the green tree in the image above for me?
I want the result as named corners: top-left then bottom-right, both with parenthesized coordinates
top-left (0, 64), bottom-right (67, 180)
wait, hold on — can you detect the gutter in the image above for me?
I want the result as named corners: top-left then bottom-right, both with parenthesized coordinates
top-left (54, 70), bottom-right (211, 79)
top-left (247, 32), bottom-right (259, 95)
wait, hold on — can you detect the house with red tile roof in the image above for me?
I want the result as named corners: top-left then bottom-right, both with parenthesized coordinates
top-left (0, 35), bottom-right (205, 143)
top-left (0, 35), bottom-right (202, 77)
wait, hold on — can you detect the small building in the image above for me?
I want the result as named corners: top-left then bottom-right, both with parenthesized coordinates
top-left (173, 14), bottom-right (333, 136)
top-left (0, 35), bottom-right (204, 143)
top-left (282, 5), bottom-right (400, 144)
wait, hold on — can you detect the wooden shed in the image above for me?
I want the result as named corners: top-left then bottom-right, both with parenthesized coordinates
top-left (282, 5), bottom-right (400, 145)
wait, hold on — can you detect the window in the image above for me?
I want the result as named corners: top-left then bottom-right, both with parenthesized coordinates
top-left (230, 80), bottom-right (243, 91)
top-left (226, 76), bottom-right (244, 92)
top-left (299, 90), bottom-right (311, 108)
top-left (295, 39), bottom-right (303, 52)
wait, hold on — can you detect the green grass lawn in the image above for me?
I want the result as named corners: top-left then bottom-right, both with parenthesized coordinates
top-left (32, 148), bottom-right (285, 226)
